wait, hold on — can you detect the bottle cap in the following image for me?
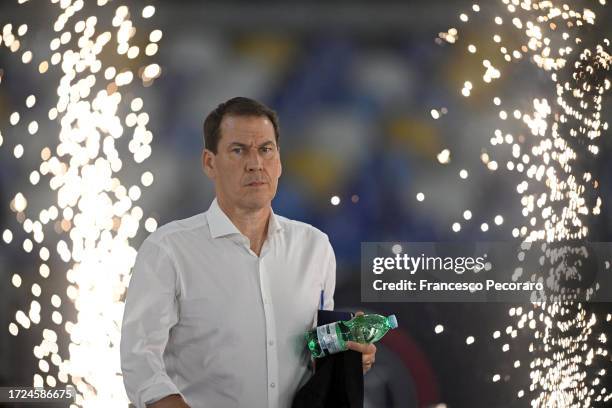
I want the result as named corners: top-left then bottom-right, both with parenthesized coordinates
top-left (387, 314), bottom-right (398, 329)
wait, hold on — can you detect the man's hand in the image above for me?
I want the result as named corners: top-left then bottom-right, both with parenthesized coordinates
top-left (345, 311), bottom-right (377, 374)
top-left (146, 394), bottom-right (190, 408)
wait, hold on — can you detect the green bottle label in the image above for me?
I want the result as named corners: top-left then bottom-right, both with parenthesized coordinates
top-left (316, 322), bottom-right (343, 355)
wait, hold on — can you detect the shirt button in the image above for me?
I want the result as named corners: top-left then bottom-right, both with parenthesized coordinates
top-left (270, 382), bottom-right (276, 388)
top-left (268, 340), bottom-right (274, 346)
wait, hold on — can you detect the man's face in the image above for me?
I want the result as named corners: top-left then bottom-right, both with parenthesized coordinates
top-left (203, 114), bottom-right (282, 211)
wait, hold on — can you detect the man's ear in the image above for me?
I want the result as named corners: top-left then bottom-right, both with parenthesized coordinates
top-left (202, 149), bottom-right (215, 179)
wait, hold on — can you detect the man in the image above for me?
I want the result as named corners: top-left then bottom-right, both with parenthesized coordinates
top-left (120, 97), bottom-right (376, 408)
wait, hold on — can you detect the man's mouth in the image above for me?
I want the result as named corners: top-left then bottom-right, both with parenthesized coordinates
top-left (246, 181), bottom-right (266, 187)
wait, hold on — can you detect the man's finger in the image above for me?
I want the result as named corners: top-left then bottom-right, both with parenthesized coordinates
top-left (361, 343), bottom-right (377, 355)
top-left (367, 343), bottom-right (377, 355)
top-left (345, 341), bottom-right (368, 353)
top-left (355, 310), bottom-right (365, 317)
top-left (345, 341), bottom-right (376, 354)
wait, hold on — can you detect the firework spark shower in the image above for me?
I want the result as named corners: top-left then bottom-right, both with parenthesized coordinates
top-left (430, 0), bottom-right (611, 406)
top-left (2, 0), bottom-right (161, 405)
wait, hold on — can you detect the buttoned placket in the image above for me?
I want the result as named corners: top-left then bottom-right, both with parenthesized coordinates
top-left (258, 236), bottom-right (279, 408)
top-left (238, 234), bottom-right (279, 408)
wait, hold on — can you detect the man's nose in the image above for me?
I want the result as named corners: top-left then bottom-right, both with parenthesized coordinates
top-left (245, 148), bottom-right (263, 171)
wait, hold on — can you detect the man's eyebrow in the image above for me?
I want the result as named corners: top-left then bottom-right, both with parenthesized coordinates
top-left (227, 141), bottom-right (276, 148)
top-left (227, 142), bottom-right (248, 148)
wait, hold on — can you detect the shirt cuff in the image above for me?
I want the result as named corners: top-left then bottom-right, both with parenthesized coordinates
top-left (137, 377), bottom-right (182, 408)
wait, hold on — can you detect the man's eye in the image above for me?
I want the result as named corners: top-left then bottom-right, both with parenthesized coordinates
top-left (261, 147), bottom-right (272, 153)
top-left (231, 148), bottom-right (243, 154)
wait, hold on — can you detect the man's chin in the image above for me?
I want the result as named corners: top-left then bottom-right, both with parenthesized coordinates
top-left (239, 194), bottom-right (274, 211)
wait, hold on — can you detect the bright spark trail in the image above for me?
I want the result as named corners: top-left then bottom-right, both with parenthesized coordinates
top-left (2, 1), bottom-right (161, 406)
top-left (428, 0), bottom-right (611, 406)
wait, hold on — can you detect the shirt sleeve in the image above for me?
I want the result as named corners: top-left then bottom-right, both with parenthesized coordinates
top-left (322, 238), bottom-right (336, 311)
top-left (120, 238), bottom-right (183, 408)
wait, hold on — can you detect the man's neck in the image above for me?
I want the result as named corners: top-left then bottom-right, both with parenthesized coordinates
top-left (217, 198), bottom-right (271, 256)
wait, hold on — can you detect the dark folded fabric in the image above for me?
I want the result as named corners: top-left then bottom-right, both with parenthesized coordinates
top-left (292, 310), bottom-right (364, 408)
top-left (292, 349), bottom-right (364, 408)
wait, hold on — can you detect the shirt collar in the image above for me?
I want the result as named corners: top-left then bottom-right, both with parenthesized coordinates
top-left (206, 198), bottom-right (283, 239)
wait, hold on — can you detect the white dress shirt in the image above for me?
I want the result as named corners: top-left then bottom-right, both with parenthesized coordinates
top-left (120, 198), bottom-right (336, 408)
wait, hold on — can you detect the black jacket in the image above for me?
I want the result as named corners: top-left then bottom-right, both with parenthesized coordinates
top-left (292, 311), bottom-right (364, 408)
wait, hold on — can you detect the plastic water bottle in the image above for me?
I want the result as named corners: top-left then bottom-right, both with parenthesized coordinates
top-left (306, 314), bottom-right (398, 358)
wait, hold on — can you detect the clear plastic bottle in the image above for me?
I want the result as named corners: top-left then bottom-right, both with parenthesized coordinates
top-left (306, 314), bottom-right (398, 358)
